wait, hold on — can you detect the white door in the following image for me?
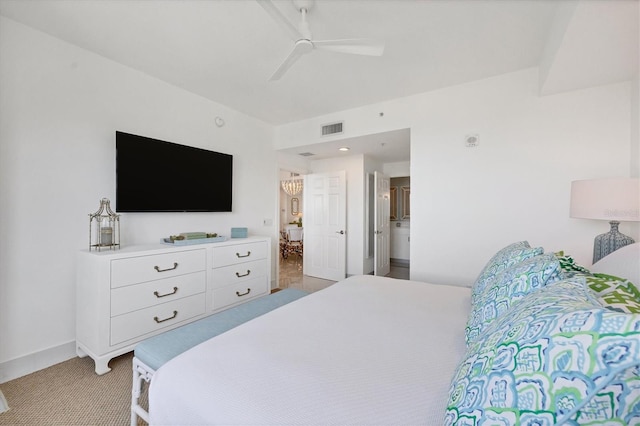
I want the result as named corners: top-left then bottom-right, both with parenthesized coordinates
top-left (303, 171), bottom-right (346, 281)
top-left (374, 171), bottom-right (391, 276)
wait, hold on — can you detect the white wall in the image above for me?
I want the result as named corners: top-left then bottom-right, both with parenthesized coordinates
top-left (383, 161), bottom-right (410, 178)
top-left (276, 68), bottom-right (634, 287)
top-left (280, 190), bottom-right (303, 227)
top-left (0, 17), bottom-right (276, 381)
top-left (631, 74), bottom-right (639, 238)
top-left (632, 74), bottom-right (639, 178)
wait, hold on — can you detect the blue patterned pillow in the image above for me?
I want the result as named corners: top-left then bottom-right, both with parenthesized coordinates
top-left (465, 253), bottom-right (562, 344)
top-left (470, 241), bottom-right (543, 306)
top-left (446, 278), bottom-right (640, 425)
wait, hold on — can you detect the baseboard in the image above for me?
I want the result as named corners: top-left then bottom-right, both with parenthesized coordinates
top-left (0, 340), bottom-right (76, 384)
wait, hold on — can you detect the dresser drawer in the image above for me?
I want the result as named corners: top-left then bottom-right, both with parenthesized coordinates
top-left (110, 271), bottom-right (206, 317)
top-left (110, 294), bottom-right (205, 346)
top-left (111, 249), bottom-right (206, 288)
top-left (212, 277), bottom-right (268, 311)
top-left (211, 260), bottom-right (267, 290)
top-left (212, 241), bottom-right (267, 268)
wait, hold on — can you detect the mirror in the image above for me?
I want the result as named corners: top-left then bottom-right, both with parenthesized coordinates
top-left (366, 173), bottom-right (374, 258)
top-left (401, 186), bottom-right (410, 219)
top-left (390, 187), bottom-right (398, 220)
top-left (291, 197), bottom-right (299, 216)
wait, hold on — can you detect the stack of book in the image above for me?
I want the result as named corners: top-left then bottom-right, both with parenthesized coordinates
top-left (180, 232), bottom-right (208, 240)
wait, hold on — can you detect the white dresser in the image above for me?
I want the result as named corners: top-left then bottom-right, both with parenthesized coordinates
top-left (76, 237), bottom-right (271, 374)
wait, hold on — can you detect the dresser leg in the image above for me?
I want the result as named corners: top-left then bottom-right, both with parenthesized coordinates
top-left (94, 356), bottom-right (112, 375)
top-left (76, 345), bottom-right (88, 358)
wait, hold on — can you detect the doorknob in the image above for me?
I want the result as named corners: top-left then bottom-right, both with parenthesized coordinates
top-left (336, 230), bottom-right (345, 234)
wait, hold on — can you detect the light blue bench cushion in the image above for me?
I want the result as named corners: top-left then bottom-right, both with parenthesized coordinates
top-left (134, 288), bottom-right (309, 371)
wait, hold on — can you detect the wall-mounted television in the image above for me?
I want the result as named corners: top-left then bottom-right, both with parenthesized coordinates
top-left (115, 131), bottom-right (233, 212)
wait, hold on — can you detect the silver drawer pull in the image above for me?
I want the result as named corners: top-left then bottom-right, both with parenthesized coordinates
top-left (154, 310), bottom-right (178, 323)
top-left (154, 287), bottom-right (178, 298)
top-left (236, 288), bottom-right (251, 297)
top-left (235, 270), bottom-right (251, 278)
top-left (236, 251), bottom-right (251, 258)
top-left (154, 262), bottom-right (178, 273)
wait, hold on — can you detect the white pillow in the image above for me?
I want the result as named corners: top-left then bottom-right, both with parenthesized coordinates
top-left (591, 242), bottom-right (640, 285)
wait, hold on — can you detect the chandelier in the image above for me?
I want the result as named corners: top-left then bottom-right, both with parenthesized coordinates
top-left (281, 174), bottom-right (303, 196)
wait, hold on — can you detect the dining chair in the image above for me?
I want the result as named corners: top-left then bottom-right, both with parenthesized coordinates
top-left (284, 227), bottom-right (303, 259)
top-left (279, 230), bottom-right (288, 259)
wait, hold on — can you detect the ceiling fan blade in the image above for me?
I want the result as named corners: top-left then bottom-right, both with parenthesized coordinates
top-left (269, 41), bottom-right (311, 81)
top-left (313, 39), bottom-right (385, 56)
top-left (257, 0), bottom-right (302, 41)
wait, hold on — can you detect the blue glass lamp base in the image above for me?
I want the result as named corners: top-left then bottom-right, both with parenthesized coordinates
top-left (593, 221), bottom-right (635, 264)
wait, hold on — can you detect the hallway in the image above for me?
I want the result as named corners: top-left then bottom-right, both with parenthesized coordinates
top-left (278, 257), bottom-right (410, 293)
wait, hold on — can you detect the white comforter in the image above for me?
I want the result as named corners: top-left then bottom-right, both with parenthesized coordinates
top-left (149, 275), bottom-right (470, 425)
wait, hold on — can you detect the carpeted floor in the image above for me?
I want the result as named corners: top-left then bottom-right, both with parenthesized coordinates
top-left (0, 352), bottom-right (147, 425)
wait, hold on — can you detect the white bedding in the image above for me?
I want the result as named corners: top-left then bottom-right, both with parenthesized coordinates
top-left (149, 275), bottom-right (471, 425)
top-left (591, 242), bottom-right (639, 285)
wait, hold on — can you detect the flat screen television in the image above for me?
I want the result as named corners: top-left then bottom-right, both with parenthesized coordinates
top-left (115, 131), bottom-right (233, 212)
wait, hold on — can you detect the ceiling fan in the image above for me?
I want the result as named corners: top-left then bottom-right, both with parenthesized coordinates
top-left (257, 0), bottom-right (385, 81)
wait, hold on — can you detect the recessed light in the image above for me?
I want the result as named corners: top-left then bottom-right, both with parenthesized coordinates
top-left (339, 147), bottom-right (350, 152)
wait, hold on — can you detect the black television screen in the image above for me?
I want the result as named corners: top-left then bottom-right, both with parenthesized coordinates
top-left (115, 131), bottom-right (233, 212)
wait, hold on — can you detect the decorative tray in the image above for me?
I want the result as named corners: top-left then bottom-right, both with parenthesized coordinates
top-left (161, 236), bottom-right (227, 246)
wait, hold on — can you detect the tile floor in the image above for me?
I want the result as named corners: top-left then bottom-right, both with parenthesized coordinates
top-left (278, 255), bottom-right (410, 293)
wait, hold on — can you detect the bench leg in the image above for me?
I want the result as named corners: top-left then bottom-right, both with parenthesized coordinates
top-left (131, 357), bottom-right (154, 426)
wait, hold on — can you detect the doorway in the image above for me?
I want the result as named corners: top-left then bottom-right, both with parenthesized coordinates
top-left (276, 127), bottom-right (411, 285)
top-left (389, 176), bottom-right (410, 277)
top-left (278, 170), bottom-right (304, 283)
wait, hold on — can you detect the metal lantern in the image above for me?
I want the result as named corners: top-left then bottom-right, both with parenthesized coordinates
top-left (89, 198), bottom-right (120, 251)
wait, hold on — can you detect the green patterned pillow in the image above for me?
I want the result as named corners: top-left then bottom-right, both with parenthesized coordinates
top-left (446, 278), bottom-right (640, 425)
top-left (587, 273), bottom-right (640, 314)
top-left (554, 251), bottom-right (592, 278)
top-left (587, 273), bottom-right (640, 297)
top-left (471, 241), bottom-right (543, 306)
top-left (465, 253), bottom-right (562, 344)
top-left (601, 287), bottom-right (640, 314)
top-left (552, 253), bottom-right (640, 314)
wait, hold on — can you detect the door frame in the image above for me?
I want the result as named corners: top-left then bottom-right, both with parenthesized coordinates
top-left (275, 166), bottom-right (308, 290)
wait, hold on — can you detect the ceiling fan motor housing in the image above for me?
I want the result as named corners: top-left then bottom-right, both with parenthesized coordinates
top-left (293, 0), bottom-right (314, 13)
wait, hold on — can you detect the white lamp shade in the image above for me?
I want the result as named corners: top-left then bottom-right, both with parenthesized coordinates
top-left (570, 178), bottom-right (640, 222)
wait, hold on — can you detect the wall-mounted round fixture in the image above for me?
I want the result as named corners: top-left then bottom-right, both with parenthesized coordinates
top-left (215, 116), bottom-right (225, 127)
top-left (465, 134), bottom-right (479, 147)
top-left (339, 147), bottom-right (350, 152)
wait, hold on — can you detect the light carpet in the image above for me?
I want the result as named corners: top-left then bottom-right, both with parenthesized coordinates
top-left (0, 352), bottom-right (146, 425)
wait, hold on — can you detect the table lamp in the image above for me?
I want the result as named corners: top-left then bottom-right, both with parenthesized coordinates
top-left (570, 178), bottom-right (640, 263)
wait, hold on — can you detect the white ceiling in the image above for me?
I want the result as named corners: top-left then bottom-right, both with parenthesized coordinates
top-left (281, 128), bottom-right (412, 162)
top-left (0, 0), bottom-right (637, 163)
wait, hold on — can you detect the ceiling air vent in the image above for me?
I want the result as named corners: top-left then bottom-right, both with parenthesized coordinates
top-left (298, 152), bottom-right (315, 157)
top-left (321, 121), bottom-right (344, 136)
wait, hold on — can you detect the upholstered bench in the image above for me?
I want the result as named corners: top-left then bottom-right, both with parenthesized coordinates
top-left (130, 288), bottom-right (309, 426)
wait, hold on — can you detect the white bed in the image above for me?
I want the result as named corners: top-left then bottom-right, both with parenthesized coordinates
top-left (149, 275), bottom-right (471, 425)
